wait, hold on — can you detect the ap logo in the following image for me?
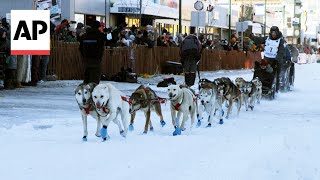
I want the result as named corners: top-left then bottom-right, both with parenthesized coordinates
top-left (11, 10), bottom-right (50, 55)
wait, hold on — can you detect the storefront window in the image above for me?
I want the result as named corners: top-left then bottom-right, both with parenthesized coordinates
top-left (75, 14), bottom-right (84, 24)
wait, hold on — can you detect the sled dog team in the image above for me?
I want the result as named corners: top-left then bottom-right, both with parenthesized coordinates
top-left (75, 76), bottom-right (263, 141)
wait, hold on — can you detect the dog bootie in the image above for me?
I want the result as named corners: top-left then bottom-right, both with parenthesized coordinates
top-left (196, 120), bottom-right (201, 127)
top-left (100, 126), bottom-right (110, 141)
top-left (129, 124), bottom-right (134, 131)
top-left (219, 119), bottom-right (224, 124)
top-left (206, 123), bottom-right (212, 128)
top-left (82, 136), bottom-right (87, 142)
top-left (160, 120), bottom-right (166, 127)
top-left (120, 130), bottom-right (126, 138)
top-left (173, 127), bottom-right (182, 136)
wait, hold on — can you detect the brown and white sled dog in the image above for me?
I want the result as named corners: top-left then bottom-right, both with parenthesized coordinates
top-left (128, 85), bottom-right (166, 134)
top-left (215, 77), bottom-right (242, 120)
top-left (235, 77), bottom-right (246, 104)
top-left (242, 81), bottom-right (257, 111)
top-left (92, 83), bottom-right (129, 141)
top-left (75, 83), bottom-right (101, 141)
top-left (251, 77), bottom-right (262, 104)
top-left (167, 84), bottom-right (198, 136)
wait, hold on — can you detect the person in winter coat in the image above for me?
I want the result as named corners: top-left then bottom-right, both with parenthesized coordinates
top-left (248, 26), bottom-right (285, 92)
top-left (79, 21), bottom-right (105, 84)
top-left (179, 34), bottom-right (202, 86)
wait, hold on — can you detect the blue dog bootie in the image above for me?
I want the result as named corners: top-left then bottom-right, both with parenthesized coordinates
top-left (100, 126), bottom-right (110, 141)
top-left (219, 119), bottom-right (224, 124)
top-left (129, 124), bottom-right (134, 131)
top-left (160, 120), bottom-right (166, 127)
top-left (82, 136), bottom-right (87, 142)
top-left (173, 127), bottom-right (182, 136)
top-left (196, 120), bottom-right (202, 127)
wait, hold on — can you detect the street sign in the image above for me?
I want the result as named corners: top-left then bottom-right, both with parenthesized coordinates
top-left (191, 11), bottom-right (206, 27)
top-left (236, 21), bottom-right (249, 32)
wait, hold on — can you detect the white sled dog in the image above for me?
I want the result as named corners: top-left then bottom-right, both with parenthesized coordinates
top-left (167, 85), bottom-right (197, 136)
top-left (197, 88), bottom-right (216, 127)
top-left (92, 83), bottom-right (129, 141)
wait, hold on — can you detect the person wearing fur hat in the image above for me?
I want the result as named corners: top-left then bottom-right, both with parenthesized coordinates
top-left (247, 26), bottom-right (285, 93)
top-left (79, 20), bottom-right (105, 84)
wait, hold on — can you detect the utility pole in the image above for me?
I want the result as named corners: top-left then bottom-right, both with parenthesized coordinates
top-left (179, 0), bottom-right (182, 34)
top-left (34, 0), bottom-right (37, 10)
top-left (105, 0), bottom-right (107, 25)
top-left (228, 0), bottom-right (231, 41)
top-left (264, 0), bottom-right (266, 35)
top-left (139, 0), bottom-right (142, 27)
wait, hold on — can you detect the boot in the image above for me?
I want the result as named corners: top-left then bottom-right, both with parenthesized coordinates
top-left (185, 73), bottom-right (196, 87)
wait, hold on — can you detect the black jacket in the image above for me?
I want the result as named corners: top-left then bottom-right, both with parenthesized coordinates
top-left (79, 28), bottom-right (105, 60)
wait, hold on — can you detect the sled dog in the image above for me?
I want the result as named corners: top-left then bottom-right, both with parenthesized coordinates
top-left (251, 77), bottom-right (262, 104)
top-left (215, 77), bottom-right (242, 119)
top-left (75, 83), bottom-right (101, 141)
top-left (242, 81), bottom-right (257, 111)
top-left (92, 83), bottom-right (129, 141)
top-left (167, 84), bottom-right (197, 136)
top-left (128, 85), bottom-right (166, 134)
top-left (197, 87), bottom-right (216, 126)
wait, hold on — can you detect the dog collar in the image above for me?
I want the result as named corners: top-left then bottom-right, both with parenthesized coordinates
top-left (171, 93), bottom-right (183, 111)
top-left (84, 104), bottom-right (92, 114)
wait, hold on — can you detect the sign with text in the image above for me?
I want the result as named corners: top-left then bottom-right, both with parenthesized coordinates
top-left (11, 10), bottom-right (50, 55)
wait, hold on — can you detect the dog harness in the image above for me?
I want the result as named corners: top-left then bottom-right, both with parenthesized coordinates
top-left (171, 93), bottom-right (184, 111)
top-left (84, 104), bottom-right (92, 114)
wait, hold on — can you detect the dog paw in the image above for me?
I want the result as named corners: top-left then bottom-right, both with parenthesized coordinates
top-left (82, 136), bottom-right (87, 142)
top-left (206, 123), bottom-right (212, 128)
top-left (128, 124), bottom-right (134, 131)
top-left (95, 133), bottom-right (101, 137)
top-left (143, 131), bottom-right (148, 134)
top-left (173, 127), bottom-right (181, 136)
top-left (219, 119), bottom-right (224, 124)
top-left (249, 106), bottom-right (254, 110)
top-left (196, 120), bottom-right (201, 127)
top-left (102, 136), bottom-right (110, 142)
top-left (150, 126), bottom-right (154, 131)
top-left (160, 120), bottom-right (166, 127)
top-left (181, 127), bottom-right (186, 131)
top-left (120, 130), bottom-right (126, 138)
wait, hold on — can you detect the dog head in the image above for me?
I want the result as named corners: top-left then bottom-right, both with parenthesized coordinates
top-left (251, 77), bottom-right (262, 88)
top-left (243, 81), bottom-right (253, 94)
top-left (199, 78), bottom-right (215, 89)
top-left (167, 84), bottom-right (183, 101)
top-left (199, 88), bottom-right (214, 105)
top-left (75, 83), bottom-right (96, 106)
top-left (129, 89), bottom-right (147, 114)
top-left (92, 84), bottom-right (110, 110)
top-left (235, 77), bottom-right (246, 88)
top-left (214, 77), bottom-right (231, 96)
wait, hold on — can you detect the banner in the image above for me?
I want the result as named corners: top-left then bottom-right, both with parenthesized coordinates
top-left (36, 0), bottom-right (61, 21)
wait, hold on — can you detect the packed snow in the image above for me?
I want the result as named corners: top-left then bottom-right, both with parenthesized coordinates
top-left (0, 64), bottom-right (319, 180)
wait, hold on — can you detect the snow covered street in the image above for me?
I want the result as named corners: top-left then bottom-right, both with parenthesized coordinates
top-left (0, 64), bottom-right (320, 180)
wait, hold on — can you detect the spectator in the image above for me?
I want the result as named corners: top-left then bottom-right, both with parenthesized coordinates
top-left (79, 21), bottom-right (105, 84)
